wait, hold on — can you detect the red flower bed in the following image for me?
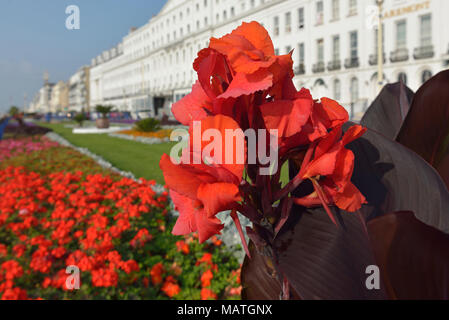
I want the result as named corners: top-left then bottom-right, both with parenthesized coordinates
top-left (0, 149), bottom-right (241, 299)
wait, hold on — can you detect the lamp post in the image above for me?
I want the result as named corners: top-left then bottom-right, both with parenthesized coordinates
top-left (376, 0), bottom-right (384, 91)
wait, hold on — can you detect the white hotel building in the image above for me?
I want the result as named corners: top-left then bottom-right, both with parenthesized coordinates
top-left (89, 0), bottom-right (449, 120)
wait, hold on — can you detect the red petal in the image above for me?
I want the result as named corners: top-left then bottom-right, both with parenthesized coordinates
top-left (333, 182), bottom-right (367, 212)
top-left (159, 154), bottom-right (216, 199)
top-left (341, 125), bottom-right (367, 146)
top-left (189, 115), bottom-right (246, 180)
top-left (171, 81), bottom-right (212, 125)
top-left (218, 69), bottom-right (273, 99)
top-left (197, 183), bottom-right (241, 217)
top-left (231, 21), bottom-right (275, 57)
top-left (260, 98), bottom-right (313, 139)
top-left (170, 191), bottom-right (198, 235)
top-left (315, 98), bottom-right (349, 129)
top-left (195, 210), bottom-right (224, 244)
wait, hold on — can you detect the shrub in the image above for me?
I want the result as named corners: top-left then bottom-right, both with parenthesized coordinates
top-left (134, 118), bottom-right (161, 133)
top-left (95, 105), bottom-right (113, 119)
top-left (73, 113), bottom-right (87, 127)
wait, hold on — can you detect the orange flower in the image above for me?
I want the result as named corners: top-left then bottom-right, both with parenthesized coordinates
top-left (201, 288), bottom-right (217, 300)
top-left (150, 262), bottom-right (164, 286)
top-left (201, 269), bottom-right (214, 287)
top-left (175, 240), bottom-right (190, 254)
top-left (161, 276), bottom-right (181, 298)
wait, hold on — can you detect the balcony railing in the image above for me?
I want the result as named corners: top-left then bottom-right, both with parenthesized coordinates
top-left (344, 57), bottom-right (359, 69)
top-left (327, 60), bottom-right (341, 71)
top-left (368, 53), bottom-right (386, 65)
top-left (390, 48), bottom-right (409, 63)
top-left (413, 45), bottom-right (434, 60)
top-left (312, 62), bottom-right (325, 73)
top-left (294, 64), bottom-right (305, 75)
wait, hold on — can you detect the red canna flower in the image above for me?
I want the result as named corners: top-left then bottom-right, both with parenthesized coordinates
top-left (160, 115), bottom-right (245, 243)
top-left (294, 125), bottom-right (367, 221)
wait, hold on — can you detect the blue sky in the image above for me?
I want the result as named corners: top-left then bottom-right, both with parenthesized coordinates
top-left (0, 0), bottom-right (166, 113)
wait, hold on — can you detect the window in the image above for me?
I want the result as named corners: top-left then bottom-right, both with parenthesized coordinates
top-left (420, 14), bottom-right (432, 47)
top-left (398, 72), bottom-right (407, 85)
top-left (350, 77), bottom-right (359, 102)
top-left (332, 36), bottom-right (340, 61)
top-left (204, 17), bottom-right (208, 26)
top-left (334, 79), bottom-right (341, 100)
top-left (350, 31), bottom-right (358, 58)
top-left (286, 45), bottom-right (292, 54)
top-left (285, 12), bottom-right (292, 33)
top-left (223, 10), bottom-right (227, 20)
top-left (316, 1), bottom-right (324, 25)
top-left (231, 7), bottom-right (235, 17)
top-left (298, 43), bottom-right (305, 64)
top-left (251, 0), bottom-right (255, 8)
top-left (348, 0), bottom-right (357, 16)
top-left (396, 20), bottom-right (407, 49)
top-left (274, 16), bottom-right (279, 36)
top-left (317, 39), bottom-right (324, 62)
top-left (274, 48), bottom-right (279, 55)
top-left (298, 8), bottom-right (305, 29)
top-left (422, 70), bottom-right (432, 83)
top-left (332, 0), bottom-right (340, 20)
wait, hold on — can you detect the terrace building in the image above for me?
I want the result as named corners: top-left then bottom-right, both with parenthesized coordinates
top-left (89, 0), bottom-right (449, 120)
top-left (69, 66), bottom-right (90, 113)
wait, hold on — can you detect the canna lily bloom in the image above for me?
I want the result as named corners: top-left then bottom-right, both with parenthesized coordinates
top-left (261, 89), bottom-right (349, 153)
top-left (209, 21), bottom-right (293, 99)
top-left (160, 115), bottom-right (245, 243)
top-left (293, 125), bottom-right (367, 222)
top-left (171, 81), bottom-right (212, 126)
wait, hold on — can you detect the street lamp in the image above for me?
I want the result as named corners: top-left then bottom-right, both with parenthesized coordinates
top-left (376, 0), bottom-right (384, 90)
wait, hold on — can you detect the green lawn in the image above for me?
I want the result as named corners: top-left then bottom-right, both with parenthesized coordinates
top-left (39, 122), bottom-right (289, 186)
top-left (39, 122), bottom-right (175, 184)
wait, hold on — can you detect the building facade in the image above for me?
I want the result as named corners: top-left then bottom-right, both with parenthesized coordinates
top-left (49, 81), bottom-right (69, 113)
top-left (69, 66), bottom-right (90, 113)
top-left (28, 72), bottom-right (54, 113)
top-left (89, 0), bottom-right (449, 119)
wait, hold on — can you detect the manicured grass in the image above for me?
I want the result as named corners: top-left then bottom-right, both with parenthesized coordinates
top-left (38, 122), bottom-right (290, 185)
top-left (39, 122), bottom-right (175, 184)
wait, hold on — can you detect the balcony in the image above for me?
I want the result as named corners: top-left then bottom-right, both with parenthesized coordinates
top-left (368, 53), bottom-right (386, 66)
top-left (413, 45), bottom-right (434, 60)
top-left (344, 57), bottom-right (359, 69)
top-left (390, 48), bottom-right (409, 63)
top-left (312, 62), bottom-right (325, 73)
top-left (327, 60), bottom-right (341, 71)
top-left (294, 64), bottom-right (305, 75)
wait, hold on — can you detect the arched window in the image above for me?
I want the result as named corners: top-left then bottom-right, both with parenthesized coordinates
top-left (422, 70), bottom-right (432, 84)
top-left (350, 77), bottom-right (359, 102)
top-left (398, 72), bottom-right (407, 85)
top-left (333, 78), bottom-right (341, 100)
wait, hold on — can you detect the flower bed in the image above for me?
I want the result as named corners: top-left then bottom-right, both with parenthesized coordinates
top-left (119, 129), bottom-right (173, 139)
top-left (0, 136), bottom-right (59, 162)
top-left (0, 138), bottom-right (241, 300)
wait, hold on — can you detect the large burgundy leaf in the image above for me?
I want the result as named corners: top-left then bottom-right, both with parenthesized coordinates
top-left (241, 241), bottom-right (282, 300)
top-left (397, 70), bottom-right (449, 189)
top-left (367, 211), bottom-right (449, 300)
top-left (242, 125), bottom-right (449, 300)
top-left (361, 82), bottom-right (414, 140)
